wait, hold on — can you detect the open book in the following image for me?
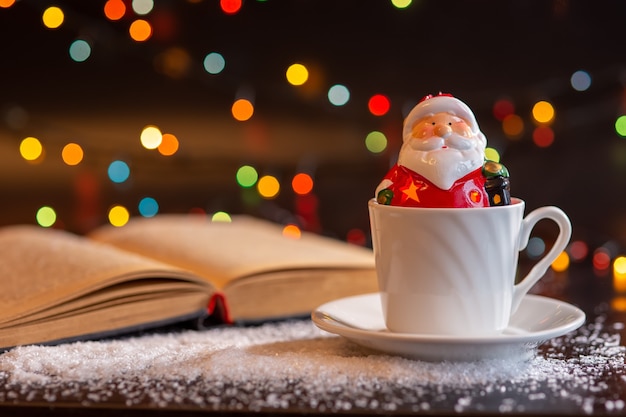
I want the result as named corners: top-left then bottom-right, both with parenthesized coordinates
top-left (0, 215), bottom-right (377, 349)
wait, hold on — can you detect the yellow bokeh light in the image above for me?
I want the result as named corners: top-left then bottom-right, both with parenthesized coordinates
top-left (129, 19), bottom-right (152, 42)
top-left (42, 6), bottom-right (64, 29)
top-left (391, 0), bottom-right (412, 8)
top-left (140, 125), bottom-right (162, 149)
top-left (614, 258), bottom-right (626, 293)
top-left (485, 147), bottom-right (500, 163)
top-left (36, 206), bottom-right (57, 228)
top-left (502, 114), bottom-right (524, 139)
top-left (108, 205), bottom-right (130, 227)
top-left (62, 143), bottom-right (84, 166)
top-left (211, 211), bottom-right (232, 222)
top-left (20, 137), bottom-right (43, 161)
top-left (286, 63), bottom-right (309, 86)
top-left (551, 251), bottom-right (570, 272)
top-left (158, 133), bottom-right (179, 156)
top-left (532, 101), bottom-right (555, 124)
top-left (614, 256), bottom-right (626, 275)
top-left (257, 175), bottom-right (280, 199)
top-left (232, 99), bottom-right (254, 121)
top-left (282, 224), bottom-right (302, 239)
top-left (614, 273), bottom-right (626, 293)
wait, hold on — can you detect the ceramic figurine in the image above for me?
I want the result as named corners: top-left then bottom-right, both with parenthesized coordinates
top-left (375, 93), bottom-right (510, 208)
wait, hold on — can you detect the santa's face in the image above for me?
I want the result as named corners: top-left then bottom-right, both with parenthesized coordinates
top-left (397, 112), bottom-right (486, 190)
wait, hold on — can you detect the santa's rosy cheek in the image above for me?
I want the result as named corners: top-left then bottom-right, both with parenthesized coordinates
top-left (452, 122), bottom-right (472, 137)
top-left (413, 124), bottom-right (435, 139)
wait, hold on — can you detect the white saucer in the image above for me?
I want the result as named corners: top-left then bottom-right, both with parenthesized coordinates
top-left (312, 293), bottom-right (585, 362)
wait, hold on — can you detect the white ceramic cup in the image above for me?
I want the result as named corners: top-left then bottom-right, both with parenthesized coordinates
top-left (368, 198), bottom-right (571, 336)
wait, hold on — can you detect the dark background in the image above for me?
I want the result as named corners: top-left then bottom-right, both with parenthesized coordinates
top-left (1, 0), bottom-right (625, 256)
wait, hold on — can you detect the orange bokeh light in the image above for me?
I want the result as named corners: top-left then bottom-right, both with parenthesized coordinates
top-left (129, 19), bottom-right (152, 42)
top-left (158, 133), bottom-right (179, 156)
top-left (232, 99), bottom-right (254, 121)
top-left (282, 224), bottom-right (302, 239)
top-left (292, 173), bottom-right (314, 195)
top-left (104, 0), bottom-right (126, 20)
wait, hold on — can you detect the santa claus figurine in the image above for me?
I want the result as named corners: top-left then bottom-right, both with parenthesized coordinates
top-left (375, 93), bottom-right (510, 208)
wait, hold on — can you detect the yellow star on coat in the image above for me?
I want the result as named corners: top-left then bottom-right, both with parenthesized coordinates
top-left (402, 181), bottom-right (420, 203)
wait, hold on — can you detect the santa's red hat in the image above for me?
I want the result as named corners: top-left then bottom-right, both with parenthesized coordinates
top-left (403, 93), bottom-right (481, 142)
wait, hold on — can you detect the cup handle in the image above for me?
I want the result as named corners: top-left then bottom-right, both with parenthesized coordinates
top-left (511, 206), bottom-right (572, 314)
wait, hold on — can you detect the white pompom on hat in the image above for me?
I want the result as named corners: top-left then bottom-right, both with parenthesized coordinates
top-left (402, 93), bottom-right (481, 142)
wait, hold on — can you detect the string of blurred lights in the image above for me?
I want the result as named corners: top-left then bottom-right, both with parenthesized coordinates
top-left (2, 0), bottom-right (626, 284)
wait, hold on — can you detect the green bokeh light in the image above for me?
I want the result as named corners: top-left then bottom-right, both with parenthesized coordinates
top-left (365, 131), bottom-right (387, 154)
top-left (236, 165), bottom-right (258, 187)
top-left (615, 115), bottom-right (626, 137)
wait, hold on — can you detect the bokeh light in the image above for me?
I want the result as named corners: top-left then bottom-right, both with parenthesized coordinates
top-left (257, 175), bottom-right (280, 199)
top-left (568, 240), bottom-right (589, 262)
top-left (129, 19), bottom-right (152, 42)
top-left (108, 205), bottom-right (130, 227)
top-left (203, 52), bottom-right (226, 74)
top-left (132, 0), bottom-right (154, 15)
top-left (532, 100), bottom-right (555, 124)
top-left (220, 0), bottom-right (242, 14)
top-left (154, 47), bottom-right (191, 79)
top-left (292, 173), bottom-right (314, 195)
top-left (232, 99), bottom-right (254, 121)
top-left (104, 0), bottom-right (126, 20)
top-left (526, 236), bottom-right (545, 259)
top-left (286, 63), bottom-right (309, 86)
top-left (391, 0), bottom-right (412, 8)
top-left (615, 115), bottom-right (626, 137)
top-left (42, 6), bottom-right (64, 29)
top-left (484, 147), bottom-right (500, 163)
top-left (570, 70), bottom-right (592, 92)
top-left (593, 247), bottom-right (612, 271)
top-left (69, 40), bottom-right (91, 63)
top-left (365, 131), bottom-right (387, 153)
top-left (551, 251), bottom-right (570, 272)
top-left (614, 256), bottom-right (626, 293)
top-left (346, 228), bottom-right (366, 246)
top-left (140, 125), bottom-right (163, 149)
top-left (0, 0), bottom-right (16, 8)
top-left (62, 143), bottom-right (84, 166)
top-left (614, 256), bottom-right (626, 274)
top-left (158, 133), bottom-right (179, 156)
top-left (236, 165), bottom-right (258, 188)
top-left (492, 98), bottom-right (515, 121)
top-left (532, 126), bottom-right (555, 148)
top-left (212, 211), bottom-right (232, 222)
top-left (138, 197), bottom-right (159, 217)
top-left (502, 114), bottom-right (524, 139)
top-left (368, 94), bottom-right (391, 116)
top-left (20, 137), bottom-right (43, 161)
top-left (108, 160), bottom-right (130, 183)
top-left (282, 224), bottom-right (302, 239)
top-left (328, 84), bottom-right (350, 106)
top-left (36, 206), bottom-right (57, 228)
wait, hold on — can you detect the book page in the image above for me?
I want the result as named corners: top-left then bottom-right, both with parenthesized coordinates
top-left (88, 215), bottom-right (375, 290)
top-left (0, 225), bottom-right (210, 323)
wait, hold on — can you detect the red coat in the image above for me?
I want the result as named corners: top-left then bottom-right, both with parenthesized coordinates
top-left (378, 164), bottom-right (489, 208)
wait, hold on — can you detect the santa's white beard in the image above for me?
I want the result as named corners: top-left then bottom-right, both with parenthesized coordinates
top-left (397, 134), bottom-right (484, 190)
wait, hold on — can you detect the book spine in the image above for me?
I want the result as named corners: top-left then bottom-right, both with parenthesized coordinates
top-left (207, 292), bottom-right (233, 324)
